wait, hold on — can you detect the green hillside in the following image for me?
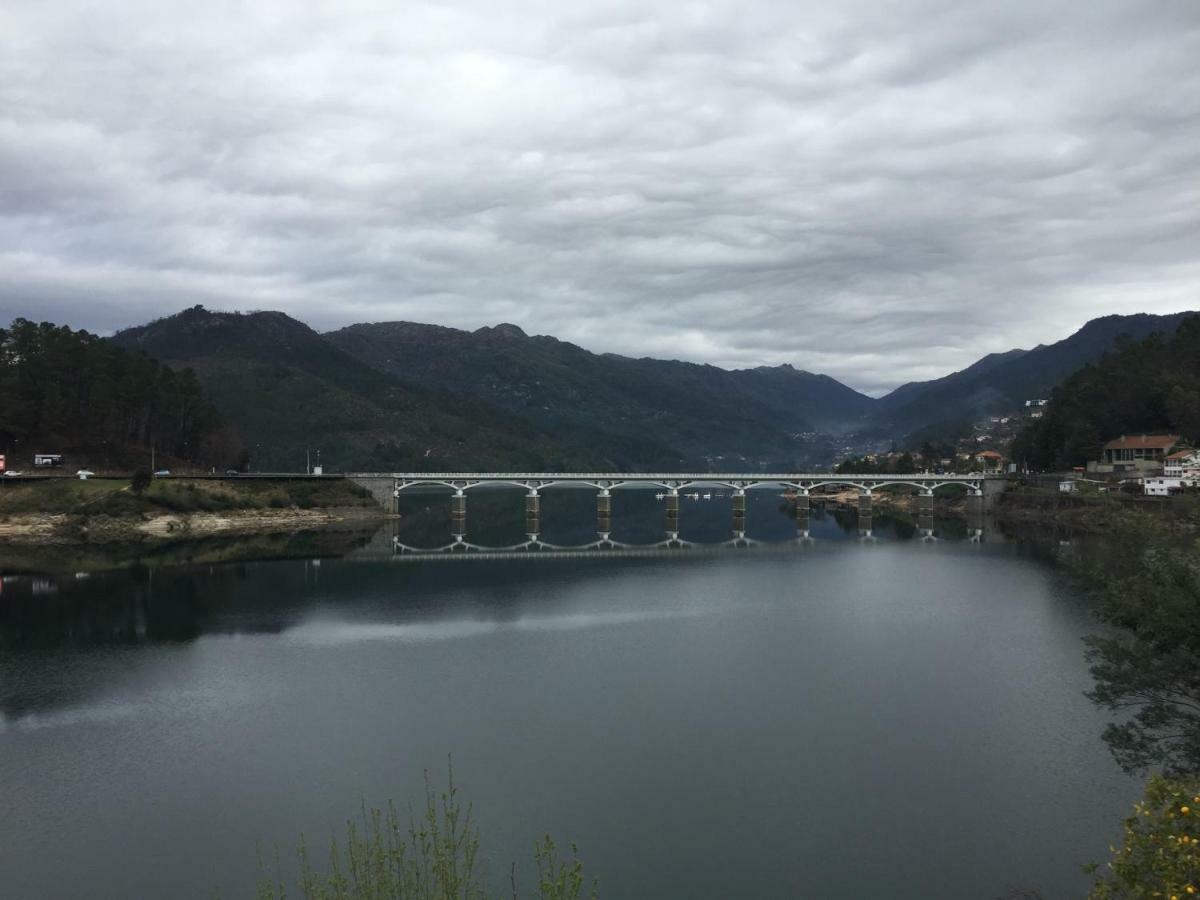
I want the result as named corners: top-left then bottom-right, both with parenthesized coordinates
top-left (870, 312), bottom-right (1195, 440)
top-left (1010, 315), bottom-right (1200, 469)
top-left (0, 317), bottom-right (231, 470)
top-left (111, 307), bottom-right (602, 472)
top-left (326, 321), bottom-right (874, 469)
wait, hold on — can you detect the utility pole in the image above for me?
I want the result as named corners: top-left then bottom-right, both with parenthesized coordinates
top-left (306, 448), bottom-right (311, 475)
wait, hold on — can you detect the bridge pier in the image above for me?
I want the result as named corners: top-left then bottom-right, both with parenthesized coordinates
top-left (794, 489), bottom-right (810, 514)
top-left (917, 489), bottom-right (935, 540)
top-left (857, 490), bottom-right (873, 538)
top-left (451, 490), bottom-right (466, 536)
top-left (732, 488), bottom-right (746, 532)
top-left (665, 489), bottom-right (679, 529)
top-left (919, 513), bottom-right (935, 540)
top-left (597, 489), bottom-right (611, 533)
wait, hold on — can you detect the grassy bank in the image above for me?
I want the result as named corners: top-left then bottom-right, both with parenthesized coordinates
top-left (995, 485), bottom-right (1200, 534)
top-left (0, 476), bottom-right (377, 515)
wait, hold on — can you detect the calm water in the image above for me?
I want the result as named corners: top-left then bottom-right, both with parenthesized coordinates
top-left (0, 494), bottom-right (1133, 898)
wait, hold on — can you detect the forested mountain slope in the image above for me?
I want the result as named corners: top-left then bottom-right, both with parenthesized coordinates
top-left (1010, 314), bottom-right (1200, 469)
top-left (0, 318), bottom-right (231, 469)
top-left (326, 320), bottom-right (874, 468)
top-left (870, 312), bottom-right (1195, 439)
top-left (111, 307), bottom-right (602, 472)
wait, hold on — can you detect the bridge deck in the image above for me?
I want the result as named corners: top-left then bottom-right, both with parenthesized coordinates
top-left (352, 472), bottom-right (992, 480)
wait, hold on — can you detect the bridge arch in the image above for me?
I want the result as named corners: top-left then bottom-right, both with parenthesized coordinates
top-left (743, 480), bottom-right (804, 492)
top-left (607, 480), bottom-right (675, 492)
top-left (675, 479), bottom-right (741, 492)
top-left (394, 480), bottom-right (461, 494)
top-left (923, 481), bottom-right (980, 495)
top-left (459, 479), bottom-right (541, 493)
top-left (803, 480), bottom-right (871, 494)
top-left (523, 479), bottom-right (607, 492)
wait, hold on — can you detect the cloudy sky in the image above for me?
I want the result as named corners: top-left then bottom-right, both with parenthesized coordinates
top-left (1, 0), bottom-right (1198, 393)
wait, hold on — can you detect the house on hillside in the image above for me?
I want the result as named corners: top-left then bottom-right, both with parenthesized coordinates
top-left (1164, 448), bottom-right (1200, 482)
top-left (969, 450), bottom-right (1004, 472)
top-left (1089, 434), bottom-right (1182, 475)
top-left (1144, 477), bottom-right (1185, 497)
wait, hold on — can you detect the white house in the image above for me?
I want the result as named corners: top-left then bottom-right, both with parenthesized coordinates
top-left (1144, 477), bottom-right (1184, 497)
top-left (1164, 448), bottom-right (1200, 482)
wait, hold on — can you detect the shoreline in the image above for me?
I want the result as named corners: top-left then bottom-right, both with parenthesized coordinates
top-left (0, 506), bottom-right (388, 544)
top-left (990, 489), bottom-right (1199, 535)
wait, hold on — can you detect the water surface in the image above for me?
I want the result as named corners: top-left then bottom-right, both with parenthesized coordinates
top-left (0, 497), bottom-right (1132, 898)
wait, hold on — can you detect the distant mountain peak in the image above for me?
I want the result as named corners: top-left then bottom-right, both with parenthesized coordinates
top-left (474, 323), bottom-right (527, 339)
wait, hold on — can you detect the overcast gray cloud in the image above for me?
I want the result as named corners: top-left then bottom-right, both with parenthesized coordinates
top-left (1, 0), bottom-right (1198, 393)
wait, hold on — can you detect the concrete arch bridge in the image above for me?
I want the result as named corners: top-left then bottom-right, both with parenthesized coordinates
top-left (349, 471), bottom-right (1003, 514)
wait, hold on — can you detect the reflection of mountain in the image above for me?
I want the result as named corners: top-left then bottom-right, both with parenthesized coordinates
top-left (0, 529), bottom-right (381, 579)
top-left (0, 501), bottom-right (975, 725)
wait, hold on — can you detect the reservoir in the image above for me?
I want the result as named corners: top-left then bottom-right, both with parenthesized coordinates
top-left (0, 493), bottom-right (1133, 898)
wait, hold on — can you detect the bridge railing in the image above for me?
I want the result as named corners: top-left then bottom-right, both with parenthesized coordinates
top-left (352, 472), bottom-right (993, 481)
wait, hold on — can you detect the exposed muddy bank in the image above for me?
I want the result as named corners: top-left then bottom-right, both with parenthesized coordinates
top-left (0, 506), bottom-right (387, 545)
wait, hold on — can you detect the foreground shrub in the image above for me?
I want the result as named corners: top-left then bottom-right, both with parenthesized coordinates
top-left (1065, 521), bottom-right (1200, 775)
top-left (1089, 775), bottom-right (1200, 898)
top-left (254, 770), bottom-right (595, 900)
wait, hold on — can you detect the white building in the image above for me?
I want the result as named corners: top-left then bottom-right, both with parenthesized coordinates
top-left (1144, 477), bottom-right (1184, 497)
top-left (1164, 449), bottom-right (1200, 482)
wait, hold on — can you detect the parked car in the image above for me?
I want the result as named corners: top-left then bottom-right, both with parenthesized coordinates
top-left (153, 469), bottom-right (171, 477)
top-left (224, 469), bottom-right (240, 476)
top-left (4, 470), bottom-right (22, 477)
top-left (76, 470), bottom-right (95, 480)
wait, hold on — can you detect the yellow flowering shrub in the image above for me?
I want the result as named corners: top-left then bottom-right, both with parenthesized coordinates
top-left (1090, 775), bottom-right (1200, 899)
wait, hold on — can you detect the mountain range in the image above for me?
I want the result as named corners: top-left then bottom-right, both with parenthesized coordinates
top-left (111, 306), bottom-right (1195, 472)
top-left (871, 312), bottom-right (1196, 438)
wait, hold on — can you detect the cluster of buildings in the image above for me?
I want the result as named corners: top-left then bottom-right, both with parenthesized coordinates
top-left (1085, 434), bottom-right (1200, 496)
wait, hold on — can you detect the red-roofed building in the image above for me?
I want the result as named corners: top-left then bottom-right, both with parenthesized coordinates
top-left (969, 449), bottom-right (1005, 473)
top-left (1089, 434), bottom-right (1182, 475)
top-left (1164, 448), bottom-right (1200, 481)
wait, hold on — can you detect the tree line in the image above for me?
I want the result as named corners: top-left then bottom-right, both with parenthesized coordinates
top-left (1010, 315), bottom-right (1200, 470)
top-left (0, 318), bottom-right (239, 468)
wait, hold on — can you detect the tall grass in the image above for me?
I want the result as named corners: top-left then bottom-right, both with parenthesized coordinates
top-left (253, 769), bottom-right (596, 900)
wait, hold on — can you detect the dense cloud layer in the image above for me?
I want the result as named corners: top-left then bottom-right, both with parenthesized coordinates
top-left (1, 0), bottom-right (1198, 393)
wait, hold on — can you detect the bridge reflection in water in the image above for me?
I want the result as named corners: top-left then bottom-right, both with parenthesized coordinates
top-left (386, 494), bottom-right (986, 561)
